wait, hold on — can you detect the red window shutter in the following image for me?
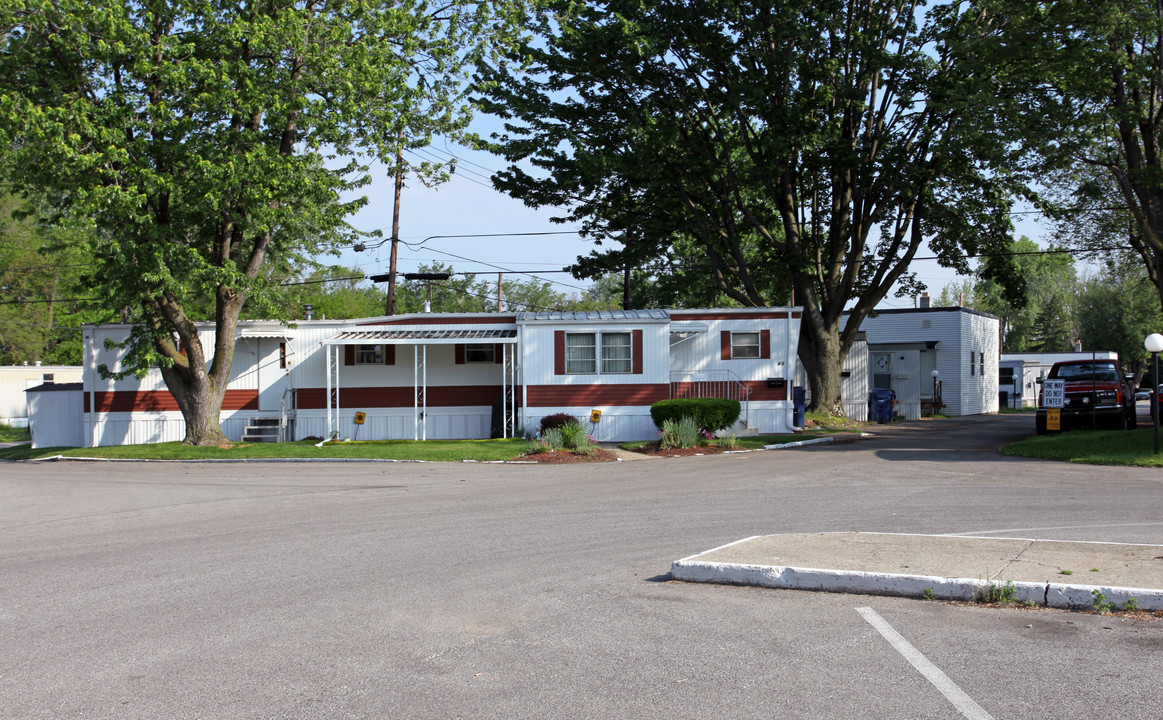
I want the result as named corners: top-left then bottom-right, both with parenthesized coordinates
top-left (384, 345), bottom-right (395, 365)
top-left (494, 344), bottom-right (504, 364)
top-left (760, 329), bottom-right (771, 359)
top-left (632, 330), bottom-right (643, 374)
top-left (554, 331), bottom-right (566, 375)
top-left (455, 344), bottom-right (465, 365)
top-left (345, 345), bottom-right (355, 366)
top-left (721, 331), bottom-right (732, 360)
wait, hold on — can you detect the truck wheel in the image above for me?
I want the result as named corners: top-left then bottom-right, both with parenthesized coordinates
top-left (1112, 411), bottom-right (1128, 431)
top-left (1128, 408), bottom-right (1138, 430)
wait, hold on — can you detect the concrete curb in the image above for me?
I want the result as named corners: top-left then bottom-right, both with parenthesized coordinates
top-left (764, 437), bottom-right (835, 450)
top-left (670, 536), bottom-right (1163, 611)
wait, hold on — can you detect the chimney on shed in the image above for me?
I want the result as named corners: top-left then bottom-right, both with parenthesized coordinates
top-left (919, 292), bottom-right (931, 309)
top-left (304, 304), bottom-right (315, 321)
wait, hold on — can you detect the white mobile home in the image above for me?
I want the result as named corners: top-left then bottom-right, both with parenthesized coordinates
top-left (81, 307), bottom-right (802, 446)
top-left (0, 365), bottom-right (83, 427)
top-left (854, 306), bottom-right (1000, 419)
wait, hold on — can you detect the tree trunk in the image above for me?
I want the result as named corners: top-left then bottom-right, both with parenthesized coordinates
top-left (798, 319), bottom-right (846, 416)
top-left (160, 362), bottom-right (231, 446)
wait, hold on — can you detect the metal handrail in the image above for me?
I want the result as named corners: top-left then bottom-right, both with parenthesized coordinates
top-left (669, 370), bottom-right (752, 425)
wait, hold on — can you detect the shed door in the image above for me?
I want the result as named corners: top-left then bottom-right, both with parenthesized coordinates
top-left (892, 351), bottom-right (921, 407)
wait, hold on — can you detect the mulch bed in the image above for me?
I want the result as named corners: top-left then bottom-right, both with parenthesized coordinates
top-left (517, 443), bottom-right (739, 462)
top-left (634, 444), bottom-right (732, 457)
top-left (517, 448), bottom-right (620, 463)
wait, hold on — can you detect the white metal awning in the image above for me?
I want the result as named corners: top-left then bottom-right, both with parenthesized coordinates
top-left (238, 326), bottom-right (294, 338)
top-left (324, 329), bottom-right (517, 345)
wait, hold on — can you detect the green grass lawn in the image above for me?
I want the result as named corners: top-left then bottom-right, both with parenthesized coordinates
top-left (0, 422), bottom-right (31, 443)
top-left (1001, 427), bottom-right (1163, 467)
top-left (0, 437), bottom-right (530, 463)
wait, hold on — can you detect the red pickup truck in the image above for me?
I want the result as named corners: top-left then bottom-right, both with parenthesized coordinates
top-left (1035, 359), bottom-right (1138, 435)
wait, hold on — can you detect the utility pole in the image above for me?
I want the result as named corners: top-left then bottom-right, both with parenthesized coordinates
top-left (386, 139), bottom-right (404, 315)
top-left (497, 272), bottom-right (503, 312)
top-left (623, 264), bottom-right (630, 309)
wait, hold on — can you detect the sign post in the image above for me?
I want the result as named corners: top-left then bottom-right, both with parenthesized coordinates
top-left (1043, 379), bottom-right (1065, 433)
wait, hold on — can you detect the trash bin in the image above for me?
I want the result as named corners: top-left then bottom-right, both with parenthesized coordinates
top-left (792, 386), bottom-right (806, 427)
top-left (869, 388), bottom-right (895, 423)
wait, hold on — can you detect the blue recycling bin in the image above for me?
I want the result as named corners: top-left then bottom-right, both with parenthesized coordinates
top-left (792, 386), bottom-right (806, 427)
top-left (869, 388), bottom-right (895, 423)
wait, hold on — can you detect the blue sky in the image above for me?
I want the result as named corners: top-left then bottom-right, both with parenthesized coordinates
top-left (335, 136), bottom-right (1054, 310)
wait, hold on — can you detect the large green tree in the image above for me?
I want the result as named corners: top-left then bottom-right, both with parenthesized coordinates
top-left (0, 192), bottom-right (110, 365)
top-left (479, 0), bottom-right (1023, 412)
top-left (1076, 253), bottom-right (1163, 383)
top-left (0, 0), bottom-right (524, 443)
top-left (968, 1), bottom-right (1163, 320)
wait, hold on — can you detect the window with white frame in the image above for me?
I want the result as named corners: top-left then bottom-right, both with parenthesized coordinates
top-left (465, 344), bottom-right (495, 363)
top-left (566, 332), bottom-right (632, 374)
top-left (731, 332), bottom-right (761, 358)
top-left (601, 332), bottom-right (632, 373)
top-left (355, 344), bottom-right (385, 364)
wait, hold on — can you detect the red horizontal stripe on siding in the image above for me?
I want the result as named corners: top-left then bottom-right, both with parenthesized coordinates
top-left (295, 385), bottom-right (506, 409)
top-left (85, 389), bottom-right (258, 413)
top-left (359, 316), bottom-right (517, 326)
top-left (526, 384), bottom-right (669, 407)
top-left (742, 381), bottom-right (788, 402)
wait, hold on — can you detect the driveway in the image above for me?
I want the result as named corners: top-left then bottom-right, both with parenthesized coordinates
top-left (2, 414), bottom-right (1161, 719)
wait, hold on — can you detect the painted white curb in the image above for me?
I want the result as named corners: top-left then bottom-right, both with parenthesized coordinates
top-left (763, 437), bottom-right (835, 450)
top-left (670, 558), bottom-right (1163, 611)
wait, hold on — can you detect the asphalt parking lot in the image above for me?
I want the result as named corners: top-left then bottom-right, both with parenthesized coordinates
top-left (2, 413), bottom-right (1161, 719)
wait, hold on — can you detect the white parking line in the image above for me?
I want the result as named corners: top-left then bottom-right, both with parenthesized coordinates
top-left (857, 607), bottom-right (995, 720)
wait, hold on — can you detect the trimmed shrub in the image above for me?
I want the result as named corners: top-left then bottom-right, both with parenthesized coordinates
top-left (650, 398), bottom-right (741, 432)
top-left (539, 413), bottom-right (579, 432)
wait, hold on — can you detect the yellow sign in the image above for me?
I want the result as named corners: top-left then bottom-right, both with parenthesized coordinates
top-left (590, 409), bottom-right (602, 423)
top-left (354, 411), bottom-right (366, 425)
top-left (1046, 408), bottom-right (1060, 431)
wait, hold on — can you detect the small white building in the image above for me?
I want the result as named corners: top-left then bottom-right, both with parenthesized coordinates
top-left (0, 365), bottom-right (83, 427)
top-left (26, 382), bottom-right (84, 448)
top-left (852, 305), bottom-right (1001, 419)
top-left (80, 307), bottom-right (803, 446)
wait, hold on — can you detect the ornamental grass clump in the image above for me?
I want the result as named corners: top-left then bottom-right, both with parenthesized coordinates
top-left (660, 416), bottom-right (701, 449)
top-left (531, 418), bottom-right (595, 455)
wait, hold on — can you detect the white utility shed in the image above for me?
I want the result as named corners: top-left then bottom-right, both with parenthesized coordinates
top-left (854, 306), bottom-right (1000, 419)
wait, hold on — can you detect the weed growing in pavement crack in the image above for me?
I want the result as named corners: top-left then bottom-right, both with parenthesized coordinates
top-left (1092, 589), bottom-right (1117, 614)
top-left (978, 580), bottom-right (1019, 605)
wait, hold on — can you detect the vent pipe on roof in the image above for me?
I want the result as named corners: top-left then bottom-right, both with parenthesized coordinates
top-left (1074, 339), bottom-right (1082, 352)
top-left (304, 304), bottom-right (315, 321)
top-left (422, 300), bottom-right (432, 313)
top-left (919, 292), bottom-right (931, 309)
